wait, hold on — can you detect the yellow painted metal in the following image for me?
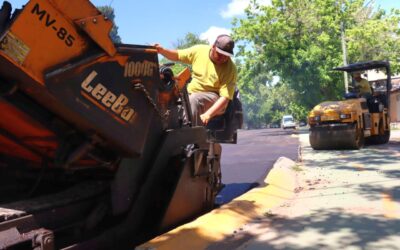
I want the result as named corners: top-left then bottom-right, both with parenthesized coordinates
top-left (370, 113), bottom-right (381, 136)
top-left (308, 94), bottom-right (391, 148)
top-left (308, 99), bottom-right (364, 125)
top-left (138, 158), bottom-right (297, 250)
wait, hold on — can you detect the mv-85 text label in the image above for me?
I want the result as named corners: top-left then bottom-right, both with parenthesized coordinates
top-left (31, 3), bottom-right (75, 47)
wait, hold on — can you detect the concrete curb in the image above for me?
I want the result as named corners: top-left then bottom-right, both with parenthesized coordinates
top-left (137, 157), bottom-right (298, 250)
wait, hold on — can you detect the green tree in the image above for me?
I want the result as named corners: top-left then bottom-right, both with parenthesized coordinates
top-left (232, 0), bottom-right (400, 128)
top-left (235, 58), bottom-right (274, 128)
top-left (173, 33), bottom-right (208, 49)
top-left (98, 6), bottom-right (122, 43)
top-left (346, 7), bottom-right (400, 72)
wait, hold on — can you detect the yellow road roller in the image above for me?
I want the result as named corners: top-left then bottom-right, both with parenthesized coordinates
top-left (308, 61), bottom-right (391, 150)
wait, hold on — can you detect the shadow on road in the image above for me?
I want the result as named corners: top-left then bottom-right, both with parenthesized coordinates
top-left (215, 182), bottom-right (259, 206)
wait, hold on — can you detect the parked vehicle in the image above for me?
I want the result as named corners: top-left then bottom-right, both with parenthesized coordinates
top-left (281, 115), bottom-right (296, 129)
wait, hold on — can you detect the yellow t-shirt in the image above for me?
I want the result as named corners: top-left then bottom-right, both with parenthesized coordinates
top-left (356, 78), bottom-right (372, 95)
top-left (178, 45), bottom-right (237, 100)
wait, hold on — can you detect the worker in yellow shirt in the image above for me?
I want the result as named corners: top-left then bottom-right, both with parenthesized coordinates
top-left (154, 34), bottom-right (237, 126)
top-left (352, 72), bottom-right (372, 98)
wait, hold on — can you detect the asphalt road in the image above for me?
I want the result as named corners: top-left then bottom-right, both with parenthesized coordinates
top-left (217, 128), bottom-right (300, 204)
top-left (221, 128), bottom-right (300, 184)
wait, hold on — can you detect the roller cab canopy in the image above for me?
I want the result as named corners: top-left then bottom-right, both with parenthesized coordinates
top-left (334, 60), bottom-right (391, 73)
top-left (334, 60), bottom-right (392, 98)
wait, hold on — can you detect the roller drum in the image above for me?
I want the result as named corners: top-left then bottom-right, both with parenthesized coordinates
top-left (309, 123), bottom-right (364, 150)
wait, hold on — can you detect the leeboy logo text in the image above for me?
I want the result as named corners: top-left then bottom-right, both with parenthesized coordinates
top-left (80, 70), bottom-right (135, 123)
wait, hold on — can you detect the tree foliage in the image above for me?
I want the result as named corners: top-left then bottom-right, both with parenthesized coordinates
top-left (173, 33), bottom-right (208, 49)
top-left (98, 6), bottom-right (122, 43)
top-left (232, 0), bottom-right (400, 128)
top-left (346, 6), bottom-right (400, 70)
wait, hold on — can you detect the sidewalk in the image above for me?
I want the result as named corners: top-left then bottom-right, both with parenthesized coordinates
top-left (230, 130), bottom-right (400, 250)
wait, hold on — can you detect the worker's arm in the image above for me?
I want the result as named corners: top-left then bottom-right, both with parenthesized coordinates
top-left (200, 96), bottom-right (230, 125)
top-left (154, 44), bottom-right (179, 61)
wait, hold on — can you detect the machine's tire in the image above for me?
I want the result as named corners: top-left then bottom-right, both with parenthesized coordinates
top-left (309, 131), bottom-right (324, 150)
top-left (380, 130), bottom-right (390, 144)
top-left (367, 119), bottom-right (390, 145)
top-left (309, 123), bottom-right (364, 150)
top-left (368, 130), bottom-right (390, 144)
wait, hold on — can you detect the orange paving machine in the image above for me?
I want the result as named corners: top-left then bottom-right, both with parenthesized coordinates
top-left (0, 0), bottom-right (242, 249)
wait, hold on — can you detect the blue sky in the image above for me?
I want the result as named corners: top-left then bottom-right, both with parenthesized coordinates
top-left (10, 0), bottom-right (400, 48)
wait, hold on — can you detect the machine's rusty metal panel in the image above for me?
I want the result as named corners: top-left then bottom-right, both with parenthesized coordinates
top-left (0, 182), bottom-right (107, 249)
top-left (63, 127), bottom-right (216, 249)
top-left (0, 100), bottom-right (57, 163)
top-left (50, 0), bottom-right (116, 55)
top-left (74, 15), bottom-right (116, 56)
top-left (0, 208), bottom-right (27, 223)
top-left (137, 127), bottom-right (216, 231)
top-left (0, 215), bottom-right (54, 250)
top-left (160, 145), bottom-right (218, 229)
top-left (0, 227), bottom-right (54, 249)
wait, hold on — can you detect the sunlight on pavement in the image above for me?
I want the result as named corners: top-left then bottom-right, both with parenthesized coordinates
top-left (349, 163), bottom-right (364, 171)
top-left (382, 191), bottom-right (400, 219)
